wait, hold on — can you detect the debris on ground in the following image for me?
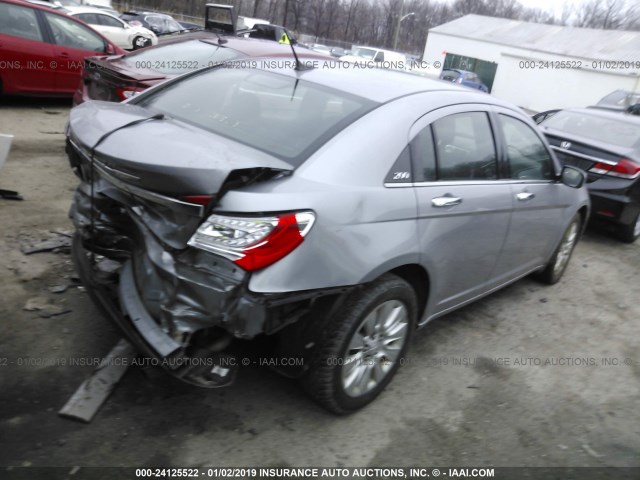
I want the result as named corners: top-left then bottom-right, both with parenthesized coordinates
top-left (20, 231), bottom-right (71, 255)
top-left (0, 189), bottom-right (23, 201)
top-left (59, 339), bottom-right (136, 423)
top-left (49, 284), bottom-right (69, 294)
top-left (23, 296), bottom-right (71, 318)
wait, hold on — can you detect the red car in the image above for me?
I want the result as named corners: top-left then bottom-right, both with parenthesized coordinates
top-left (73, 31), bottom-right (331, 105)
top-left (0, 0), bottom-right (125, 97)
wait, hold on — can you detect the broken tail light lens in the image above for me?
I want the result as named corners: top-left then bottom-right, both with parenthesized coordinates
top-left (589, 159), bottom-right (640, 180)
top-left (188, 212), bottom-right (315, 271)
top-left (116, 87), bottom-right (145, 101)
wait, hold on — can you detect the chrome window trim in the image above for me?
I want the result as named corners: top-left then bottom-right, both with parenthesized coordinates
top-left (385, 179), bottom-right (555, 188)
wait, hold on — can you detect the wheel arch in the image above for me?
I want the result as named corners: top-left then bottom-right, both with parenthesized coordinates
top-left (387, 264), bottom-right (430, 323)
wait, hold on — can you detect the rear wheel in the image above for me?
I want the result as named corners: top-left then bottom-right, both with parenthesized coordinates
top-left (133, 36), bottom-right (151, 49)
top-left (300, 274), bottom-right (416, 414)
top-left (536, 214), bottom-right (581, 284)
top-left (617, 211), bottom-right (640, 243)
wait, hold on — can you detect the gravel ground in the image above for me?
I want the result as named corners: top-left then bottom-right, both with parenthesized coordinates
top-left (0, 99), bottom-right (638, 472)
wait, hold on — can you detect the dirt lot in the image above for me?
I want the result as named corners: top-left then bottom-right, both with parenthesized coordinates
top-left (0, 99), bottom-right (639, 472)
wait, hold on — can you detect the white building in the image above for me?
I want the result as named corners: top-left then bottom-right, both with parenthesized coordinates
top-left (423, 14), bottom-right (640, 112)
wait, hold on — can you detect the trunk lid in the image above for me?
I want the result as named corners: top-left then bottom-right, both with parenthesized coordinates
top-left (68, 101), bottom-right (293, 197)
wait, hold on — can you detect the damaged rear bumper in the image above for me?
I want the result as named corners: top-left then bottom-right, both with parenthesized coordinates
top-left (69, 180), bottom-right (345, 387)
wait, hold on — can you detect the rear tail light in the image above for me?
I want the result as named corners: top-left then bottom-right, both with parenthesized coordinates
top-left (116, 87), bottom-right (145, 101)
top-left (188, 212), bottom-right (316, 271)
top-left (589, 159), bottom-right (640, 179)
top-left (182, 195), bottom-right (213, 206)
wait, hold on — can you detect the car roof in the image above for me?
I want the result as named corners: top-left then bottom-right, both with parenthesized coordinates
top-left (64, 5), bottom-right (118, 15)
top-left (241, 61), bottom-right (497, 104)
top-left (560, 107), bottom-right (640, 125)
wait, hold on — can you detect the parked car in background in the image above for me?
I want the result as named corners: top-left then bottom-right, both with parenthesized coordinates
top-left (538, 108), bottom-right (640, 242)
top-left (593, 89), bottom-right (640, 114)
top-left (120, 11), bottom-right (198, 36)
top-left (73, 33), bottom-right (329, 104)
top-left (245, 23), bottom-right (297, 44)
top-left (66, 61), bottom-right (588, 413)
top-left (329, 46), bottom-right (347, 58)
top-left (307, 43), bottom-right (331, 54)
top-left (440, 69), bottom-right (489, 92)
top-left (65, 6), bottom-right (157, 49)
top-left (0, 0), bottom-right (125, 97)
top-left (341, 45), bottom-right (406, 67)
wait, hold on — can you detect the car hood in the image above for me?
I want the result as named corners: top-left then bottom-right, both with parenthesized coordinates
top-left (68, 101), bottom-right (293, 197)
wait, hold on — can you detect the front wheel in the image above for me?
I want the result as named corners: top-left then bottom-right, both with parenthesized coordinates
top-left (300, 274), bottom-right (417, 414)
top-left (536, 214), bottom-right (581, 284)
top-left (132, 36), bottom-right (151, 50)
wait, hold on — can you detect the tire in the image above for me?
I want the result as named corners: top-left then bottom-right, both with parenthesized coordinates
top-left (536, 214), bottom-right (581, 285)
top-left (617, 211), bottom-right (640, 243)
top-left (132, 36), bottom-right (151, 50)
top-left (300, 274), bottom-right (417, 414)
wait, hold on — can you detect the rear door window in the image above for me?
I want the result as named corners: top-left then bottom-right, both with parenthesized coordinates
top-left (431, 112), bottom-right (497, 180)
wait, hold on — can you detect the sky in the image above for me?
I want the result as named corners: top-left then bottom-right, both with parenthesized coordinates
top-left (516, 0), bottom-right (582, 16)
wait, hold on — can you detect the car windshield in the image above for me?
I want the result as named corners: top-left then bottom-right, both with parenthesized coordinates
top-left (351, 47), bottom-right (377, 60)
top-left (542, 111), bottom-right (640, 149)
top-left (122, 40), bottom-right (247, 74)
top-left (135, 67), bottom-right (376, 165)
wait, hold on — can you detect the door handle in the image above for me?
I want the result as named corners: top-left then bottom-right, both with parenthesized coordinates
top-left (58, 52), bottom-right (70, 58)
top-left (432, 196), bottom-right (462, 207)
top-left (516, 192), bottom-right (535, 201)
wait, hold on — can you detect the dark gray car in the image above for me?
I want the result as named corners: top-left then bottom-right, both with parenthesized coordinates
top-left (539, 108), bottom-right (640, 242)
top-left (66, 61), bottom-right (590, 413)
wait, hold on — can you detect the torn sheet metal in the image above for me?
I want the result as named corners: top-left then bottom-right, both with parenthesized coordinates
top-left (58, 339), bottom-right (136, 423)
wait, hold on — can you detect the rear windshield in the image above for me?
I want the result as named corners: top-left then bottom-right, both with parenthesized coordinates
top-left (542, 111), bottom-right (640, 149)
top-left (122, 40), bottom-right (246, 74)
top-left (135, 67), bottom-right (376, 165)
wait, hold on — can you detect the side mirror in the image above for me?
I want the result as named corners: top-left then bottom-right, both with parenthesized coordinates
top-left (560, 165), bottom-right (585, 189)
top-left (104, 43), bottom-right (116, 55)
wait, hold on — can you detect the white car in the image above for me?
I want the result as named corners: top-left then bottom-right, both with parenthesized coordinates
top-left (65, 6), bottom-right (157, 50)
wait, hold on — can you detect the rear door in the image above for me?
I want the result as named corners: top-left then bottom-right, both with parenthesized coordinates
top-left (409, 105), bottom-right (513, 316)
top-left (0, 2), bottom-right (56, 94)
top-left (489, 108), bottom-right (565, 282)
top-left (41, 11), bottom-right (109, 93)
